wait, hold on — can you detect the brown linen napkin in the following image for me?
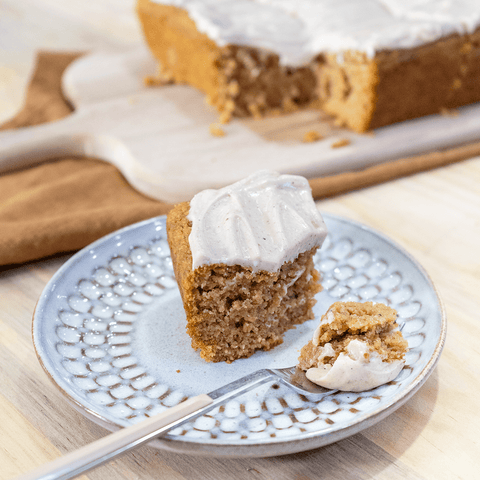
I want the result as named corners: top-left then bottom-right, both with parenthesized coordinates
top-left (309, 140), bottom-right (480, 198)
top-left (2, 52), bottom-right (480, 266)
top-left (0, 52), bottom-right (171, 266)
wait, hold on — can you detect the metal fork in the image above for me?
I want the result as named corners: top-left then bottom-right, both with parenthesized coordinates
top-left (15, 367), bottom-right (331, 480)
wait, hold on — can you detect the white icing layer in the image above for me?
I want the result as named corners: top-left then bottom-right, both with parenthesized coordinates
top-left (152, 0), bottom-right (480, 66)
top-left (306, 339), bottom-right (405, 392)
top-left (312, 309), bottom-right (335, 346)
top-left (187, 170), bottom-right (327, 272)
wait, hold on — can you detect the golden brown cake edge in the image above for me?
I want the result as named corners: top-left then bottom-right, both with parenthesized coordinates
top-left (138, 0), bottom-right (480, 133)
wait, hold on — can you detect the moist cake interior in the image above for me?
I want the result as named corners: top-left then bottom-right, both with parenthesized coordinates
top-left (298, 302), bottom-right (408, 370)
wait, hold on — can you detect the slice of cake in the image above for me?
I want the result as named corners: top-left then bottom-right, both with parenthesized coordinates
top-left (166, 170), bottom-right (327, 363)
top-left (137, 0), bottom-right (480, 132)
top-left (298, 301), bottom-right (408, 391)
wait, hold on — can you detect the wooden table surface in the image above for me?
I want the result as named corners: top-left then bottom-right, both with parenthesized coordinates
top-left (1, 1), bottom-right (479, 479)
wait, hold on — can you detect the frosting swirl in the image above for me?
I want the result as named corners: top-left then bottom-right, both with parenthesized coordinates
top-left (187, 170), bottom-right (327, 272)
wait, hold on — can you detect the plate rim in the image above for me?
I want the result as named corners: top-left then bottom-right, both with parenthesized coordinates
top-left (32, 212), bottom-right (447, 457)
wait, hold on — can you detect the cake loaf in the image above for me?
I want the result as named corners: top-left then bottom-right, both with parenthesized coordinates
top-left (137, 0), bottom-right (480, 132)
top-left (166, 170), bottom-right (327, 363)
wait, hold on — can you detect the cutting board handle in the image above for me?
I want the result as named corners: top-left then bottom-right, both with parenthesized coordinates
top-left (0, 119), bottom-right (87, 174)
top-left (0, 117), bottom-right (136, 176)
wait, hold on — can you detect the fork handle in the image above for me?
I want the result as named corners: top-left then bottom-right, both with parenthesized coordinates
top-left (14, 394), bottom-right (213, 480)
top-left (15, 369), bottom-right (277, 480)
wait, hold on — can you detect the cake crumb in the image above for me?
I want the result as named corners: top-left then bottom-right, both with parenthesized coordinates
top-left (303, 130), bottom-right (323, 143)
top-left (144, 66), bottom-right (174, 86)
top-left (440, 107), bottom-right (459, 117)
top-left (227, 80), bottom-right (240, 96)
top-left (224, 99), bottom-right (236, 113)
top-left (282, 97), bottom-right (299, 113)
top-left (460, 42), bottom-right (473, 54)
top-left (451, 78), bottom-right (462, 90)
top-left (209, 124), bottom-right (226, 137)
top-left (248, 103), bottom-right (263, 119)
top-left (331, 138), bottom-right (351, 148)
top-left (144, 75), bottom-right (173, 87)
top-left (219, 111), bottom-right (232, 124)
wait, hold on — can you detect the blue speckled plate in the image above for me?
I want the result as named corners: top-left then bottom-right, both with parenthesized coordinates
top-left (33, 213), bottom-right (446, 457)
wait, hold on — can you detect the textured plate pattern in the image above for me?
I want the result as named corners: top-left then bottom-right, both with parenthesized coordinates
top-left (33, 213), bottom-right (445, 457)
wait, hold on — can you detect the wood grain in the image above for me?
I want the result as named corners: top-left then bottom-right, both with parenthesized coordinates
top-left (2, 157), bottom-right (480, 480)
top-left (2, 35), bottom-right (480, 204)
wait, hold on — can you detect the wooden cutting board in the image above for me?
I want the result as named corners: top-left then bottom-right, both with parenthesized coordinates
top-left (1, 44), bottom-right (480, 203)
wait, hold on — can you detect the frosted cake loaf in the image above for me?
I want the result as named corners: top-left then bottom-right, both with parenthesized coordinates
top-left (137, 0), bottom-right (480, 132)
top-left (166, 170), bottom-right (327, 363)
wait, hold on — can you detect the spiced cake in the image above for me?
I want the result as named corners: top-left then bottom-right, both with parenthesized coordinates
top-left (137, 0), bottom-right (480, 132)
top-left (298, 301), bottom-right (408, 391)
top-left (166, 170), bottom-right (327, 363)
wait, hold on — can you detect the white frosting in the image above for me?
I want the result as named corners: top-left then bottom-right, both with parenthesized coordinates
top-left (312, 309), bottom-right (335, 346)
top-left (187, 170), bottom-right (327, 272)
top-left (152, 0), bottom-right (480, 66)
top-left (306, 339), bottom-right (405, 392)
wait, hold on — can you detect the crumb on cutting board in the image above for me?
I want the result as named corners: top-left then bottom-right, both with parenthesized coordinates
top-left (331, 138), bottom-right (351, 148)
top-left (303, 130), bottom-right (323, 143)
top-left (440, 107), bottom-right (459, 117)
top-left (144, 66), bottom-right (174, 86)
top-left (219, 111), bottom-right (232, 124)
top-left (209, 124), bottom-right (226, 137)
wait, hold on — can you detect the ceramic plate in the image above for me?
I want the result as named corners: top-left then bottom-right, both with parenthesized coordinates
top-left (33, 213), bottom-right (446, 457)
